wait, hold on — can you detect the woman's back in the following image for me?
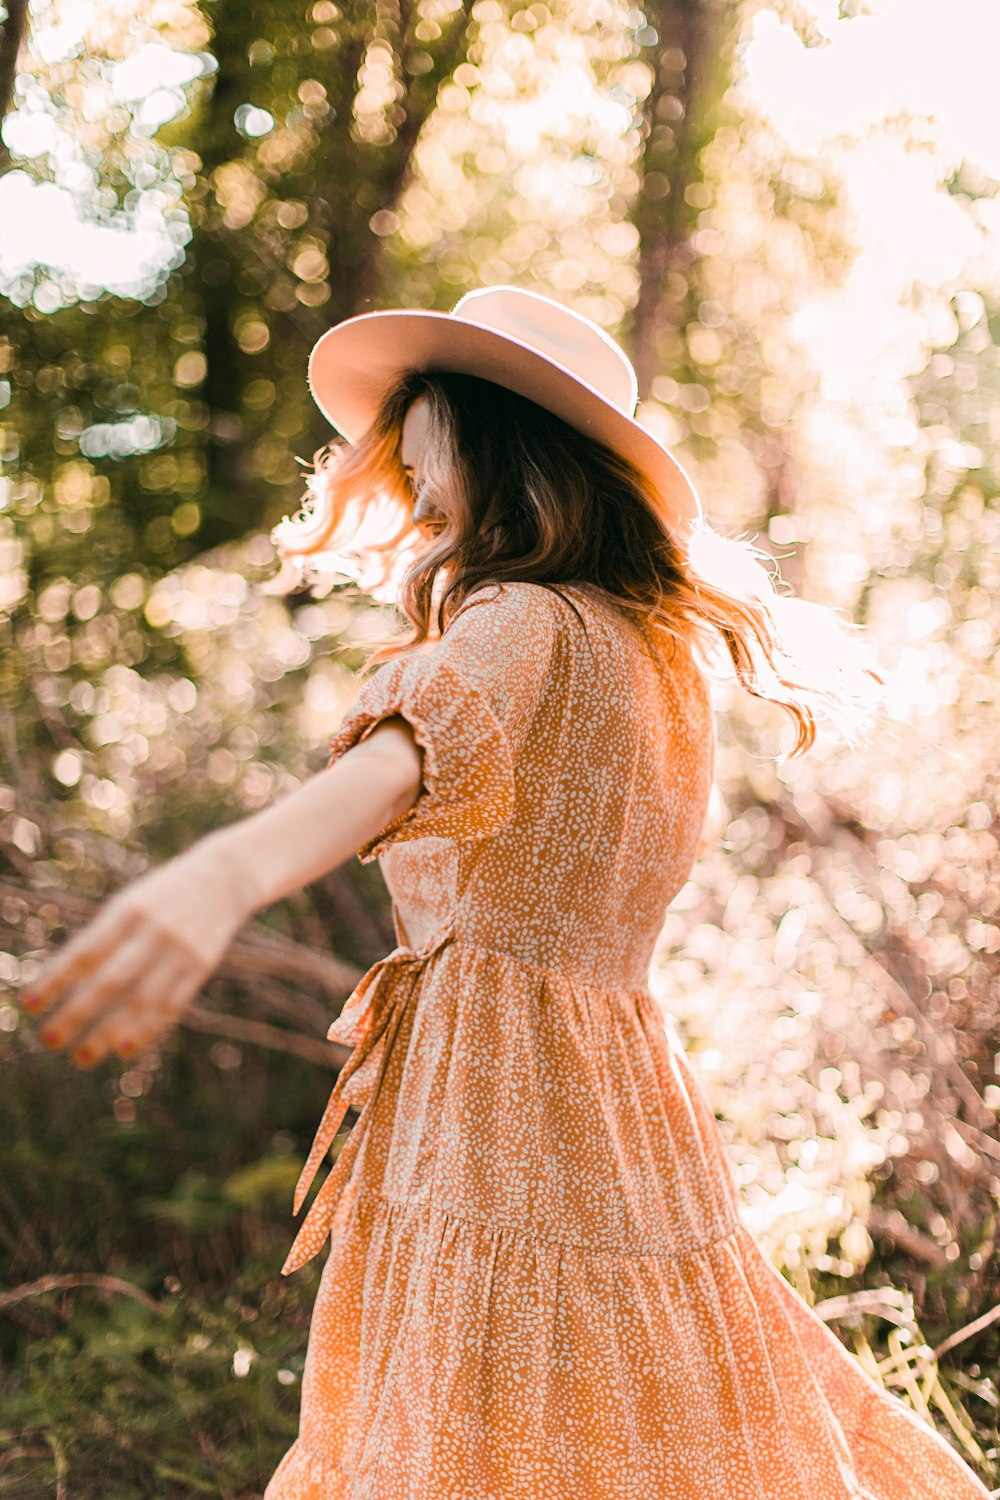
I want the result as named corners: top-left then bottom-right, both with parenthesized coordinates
top-left (342, 579), bottom-right (716, 991)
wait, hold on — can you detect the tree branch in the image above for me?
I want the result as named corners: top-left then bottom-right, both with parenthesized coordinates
top-left (0, 1271), bottom-right (163, 1316)
top-left (183, 1003), bottom-right (349, 1067)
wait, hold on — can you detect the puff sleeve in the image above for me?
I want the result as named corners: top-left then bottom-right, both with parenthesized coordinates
top-left (325, 581), bottom-right (565, 863)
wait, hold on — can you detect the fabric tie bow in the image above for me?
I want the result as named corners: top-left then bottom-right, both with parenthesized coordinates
top-left (281, 918), bottom-right (456, 1275)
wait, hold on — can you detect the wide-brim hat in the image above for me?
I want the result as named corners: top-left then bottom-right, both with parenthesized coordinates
top-left (307, 284), bottom-right (703, 547)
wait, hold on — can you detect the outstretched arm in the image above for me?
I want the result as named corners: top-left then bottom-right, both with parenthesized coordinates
top-left (20, 719), bottom-right (424, 1069)
top-left (209, 717), bottom-right (424, 916)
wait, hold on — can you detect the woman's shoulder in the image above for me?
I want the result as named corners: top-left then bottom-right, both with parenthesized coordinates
top-left (449, 580), bottom-right (691, 670)
top-left (446, 578), bottom-right (576, 636)
top-left (453, 577), bottom-right (571, 610)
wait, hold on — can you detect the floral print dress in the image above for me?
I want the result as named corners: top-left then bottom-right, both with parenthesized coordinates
top-left (264, 580), bottom-right (990, 1500)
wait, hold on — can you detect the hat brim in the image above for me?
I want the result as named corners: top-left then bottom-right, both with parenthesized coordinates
top-left (307, 309), bottom-right (702, 539)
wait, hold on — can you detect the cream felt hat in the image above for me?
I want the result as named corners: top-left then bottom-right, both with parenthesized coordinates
top-left (307, 285), bottom-right (703, 546)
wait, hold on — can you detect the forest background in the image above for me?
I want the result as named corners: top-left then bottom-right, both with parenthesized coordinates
top-left (1, 0), bottom-right (999, 1494)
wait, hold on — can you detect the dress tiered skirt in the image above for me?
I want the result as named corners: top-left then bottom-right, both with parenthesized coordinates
top-left (263, 935), bottom-right (992, 1499)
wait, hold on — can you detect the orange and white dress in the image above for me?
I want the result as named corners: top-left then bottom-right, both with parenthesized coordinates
top-left (264, 580), bottom-right (990, 1500)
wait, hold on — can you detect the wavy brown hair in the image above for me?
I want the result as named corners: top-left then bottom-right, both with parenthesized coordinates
top-left (269, 369), bottom-right (883, 757)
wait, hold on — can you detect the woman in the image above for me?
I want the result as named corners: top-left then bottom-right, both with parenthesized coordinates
top-left (22, 287), bottom-right (990, 1499)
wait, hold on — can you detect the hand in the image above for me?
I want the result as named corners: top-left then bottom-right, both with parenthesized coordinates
top-left (19, 837), bottom-right (253, 1070)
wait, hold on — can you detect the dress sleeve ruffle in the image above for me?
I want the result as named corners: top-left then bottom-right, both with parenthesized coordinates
top-left (326, 653), bottom-right (517, 864)
top-left (326, 582), bottom-right (568, 864)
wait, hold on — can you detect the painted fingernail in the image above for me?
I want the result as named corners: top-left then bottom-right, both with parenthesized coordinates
top-left (39, 1026), bottom-right (62, 1049)
top-left (22, 992), bottom-right (43, 1012)
top-left (73, 1045), bottom-right (96, 1068)
top-left (115, 1039), bottom-right (137, 1058)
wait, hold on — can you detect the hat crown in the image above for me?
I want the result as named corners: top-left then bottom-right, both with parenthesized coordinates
top-left (451, 285), bottom-right (639, 418)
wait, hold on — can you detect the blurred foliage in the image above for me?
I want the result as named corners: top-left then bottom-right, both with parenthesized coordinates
top-left (0, 1249), bottom-right (315, 1496)
top-left (1, 0), bottom-right (999, 1492)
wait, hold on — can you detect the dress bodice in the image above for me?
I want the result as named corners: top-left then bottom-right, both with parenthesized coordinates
top-left (328, 581), bottom-right (715, 990)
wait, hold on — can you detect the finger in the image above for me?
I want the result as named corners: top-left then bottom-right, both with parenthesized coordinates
top-left (72, 949), bottom-right (189, 1065)
top-left (21, 897), bottom-right (142, 1019)
top-left (70, 947), bottom-right (202, 1068)
top-left (36, 925), bottom-right (157, 1055)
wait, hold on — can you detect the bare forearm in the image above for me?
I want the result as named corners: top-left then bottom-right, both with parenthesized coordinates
top-left (197, 722), bottom-right (423, 919)
top-left (23, 719), bottom-right (423, 1071)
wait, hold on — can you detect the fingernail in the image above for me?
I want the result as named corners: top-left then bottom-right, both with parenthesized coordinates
top-left (22, 992), bottom-right (43, 1012)
top-left (73, 1045), bottom-right (96, 1068)
top-left (116, 1039), bottom-right (136, 1058)
top-left (39, 1026), bottom-right (62, 1049)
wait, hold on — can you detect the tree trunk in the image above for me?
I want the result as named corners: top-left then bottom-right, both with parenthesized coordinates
top-left (628, 0), bottom-right (738, 396)
top-left (0, 0), bottom-right (29, 175)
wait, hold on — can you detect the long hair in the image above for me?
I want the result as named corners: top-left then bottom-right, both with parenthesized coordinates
top-left (269, 369), bottom-right (883, 757)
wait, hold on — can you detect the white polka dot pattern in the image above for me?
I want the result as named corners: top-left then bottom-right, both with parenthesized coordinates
top-left (264, 582), bottom-right (990, 1500)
